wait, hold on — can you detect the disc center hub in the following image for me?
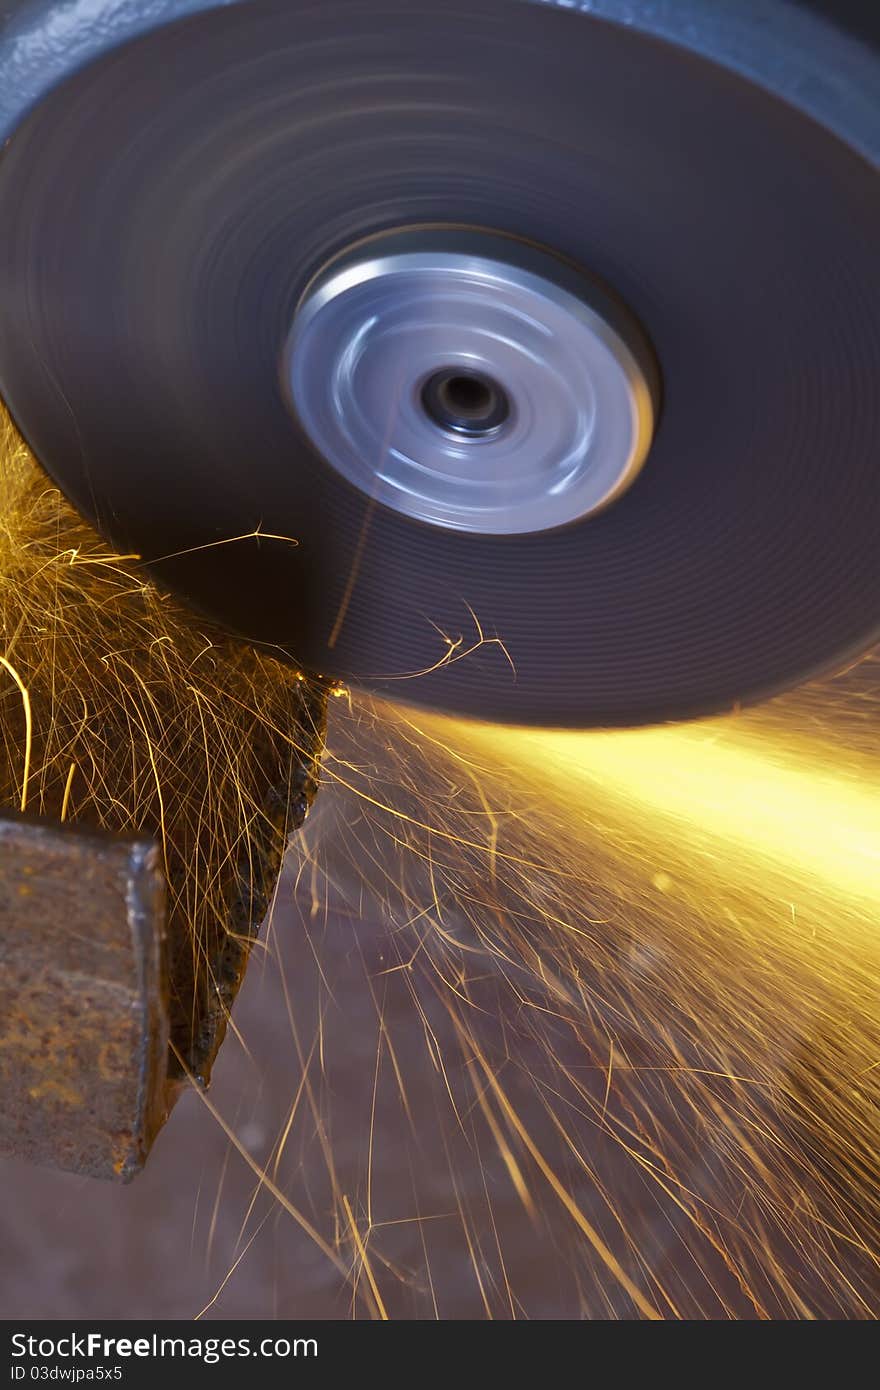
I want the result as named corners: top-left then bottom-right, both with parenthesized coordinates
top-left (421, 367), bottom-right (511, 438)
top-left (284, 227), bottom-right (658, 535)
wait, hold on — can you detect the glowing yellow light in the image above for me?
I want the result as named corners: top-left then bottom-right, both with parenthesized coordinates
top-left (419, 716), bottom-right (880, 908)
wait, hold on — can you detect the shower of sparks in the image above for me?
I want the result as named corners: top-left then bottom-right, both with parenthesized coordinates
top-left (235, 633), bottom-right (878, 1320)
top-left (446, 718), bottom-right (880, 908)
top-left (3, 404), bottom-right (879, 1318)
top-left (206, 659), bottom-right (879, 1318)
top-left (0, 407), bottom-right (323, 1088)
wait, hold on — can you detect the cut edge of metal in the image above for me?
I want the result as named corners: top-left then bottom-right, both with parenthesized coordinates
top-left (121, 834), bottom-right (171, 1180)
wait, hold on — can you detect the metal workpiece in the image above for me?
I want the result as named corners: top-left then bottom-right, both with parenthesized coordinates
top-left (0, 815), bottom-right (168, 1181)
top-left (0, 682), bottom-right (327, 1181)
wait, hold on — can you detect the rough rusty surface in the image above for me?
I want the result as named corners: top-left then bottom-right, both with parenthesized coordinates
top-left (164, 680), bottom-right (327, 1089)
top-left (0, 683), bottom-right (327, 1180)
top-left (0, 815), bottom-right (168, 1181)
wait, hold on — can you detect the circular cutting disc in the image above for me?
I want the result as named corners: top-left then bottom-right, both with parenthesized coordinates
top-left (0, 0), bottom-right (879, 726)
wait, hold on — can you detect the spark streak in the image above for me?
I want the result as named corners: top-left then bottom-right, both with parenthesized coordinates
top-left (439, 719), bottom-right (880, 908)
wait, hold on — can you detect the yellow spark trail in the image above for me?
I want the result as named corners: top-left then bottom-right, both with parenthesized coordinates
top-left (441, 718), bottom-right (880, 909)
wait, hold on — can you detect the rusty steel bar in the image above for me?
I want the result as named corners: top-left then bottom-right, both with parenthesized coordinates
top-left (0, 683), bottom-right (327, 1181)
top-left (0, 815), bottom-right (168, 1180)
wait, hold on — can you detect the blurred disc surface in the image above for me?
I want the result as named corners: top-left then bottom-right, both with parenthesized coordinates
top-left (0, 0), bottom-right (879, 725)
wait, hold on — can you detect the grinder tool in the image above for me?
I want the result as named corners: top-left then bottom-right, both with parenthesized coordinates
top-left (1, 0), bottom-right (878, 728)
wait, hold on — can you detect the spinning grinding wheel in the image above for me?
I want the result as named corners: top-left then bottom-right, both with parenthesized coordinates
top-left (1, 0), bottom-right (879, 727)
